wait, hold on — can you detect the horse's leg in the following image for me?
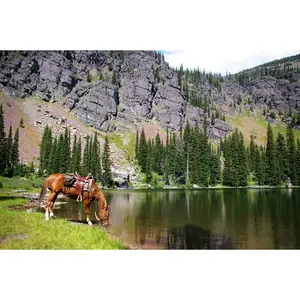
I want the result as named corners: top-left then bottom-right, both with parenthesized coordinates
top-left (83, 198), bottom-right (92, 226)
top-left (45, 191), bottom-right (58, 221)
top-left (49, 192), bottom-right (59, 219)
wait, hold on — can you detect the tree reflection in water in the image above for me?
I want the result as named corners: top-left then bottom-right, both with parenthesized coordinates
top-left (167, 224), bottom-right (236, 249)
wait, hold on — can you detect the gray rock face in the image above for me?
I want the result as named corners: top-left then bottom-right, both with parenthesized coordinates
top-left (0, 50), bottom-right (232, 138)
top-left (242, 75), bottom-right (300, 112)
top-left (209, 119), bottom-right (232, 139)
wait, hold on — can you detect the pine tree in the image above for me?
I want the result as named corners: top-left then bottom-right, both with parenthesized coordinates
top-left (19, 118), bottom-right (24, 128)
top-left (153, 133), bottom-right (163, 174)
top-left (6, 125), bottom-right (13, 177)
top-left (286, 123), bottom-right (296, 184)
top-left (48, 136), bottom-right (57, 174)
top-left (44, 127), bottom-right (52, 174)
top-left (135, 129), bottom-right (139, 160)
top-left (209, 150), bottom-right (221, 186)
top-left (230, 130), bottom-right (239, 187)
top-left (222, 135), bottom-right (232, 186)
top-left (97, 138), bottom-right (102, 182)
top-left (88, 134), bottom-right (93, 174)
top-left (145, 140), bottom-right (153, 184)
top-left (294, 141), bottom-right (300, 186)
top-left (11, 128), bottom-right (19, 176)
top-left (112, 72), bottom-right (117, 85)
top-left (265, 123), bottom-right (278, 185)
top-left (276, 133), bottom-right (288, 184)
top-left (237, 132), bottom-right (248, 186)
top-left (74, 136), bottom-right (82, 174)
top-left (249, 135), bottom-right (256, 173)
top-left (168, 132), bottom-right (176, 179)
top-left (198, 120), bottom-right (210, 186)
top-left (60, 128), bottom-right (69, 173)
top-left (183, 121), bottom-right (191, 184)
top-left (0, 104), bottom-right (7, 175)
top-left (71, 135), bottom-right (77, 173)
top-left (254, 145), bottom-right (263, 185)
top-left (53, 133), bottom-right (64, 173)
top-left (82, 135), bottom-right (89, 175)
top-left (164, 128), bottom-right (170, 185)
top-left (102, 136), bottom-right (113, 187)
top-left (90, 133), bottom-right (97, 177)
top-left (66, 128), bottom-right (71, 173)
top-left (30, 161), bottom-right (34, 173)
top-left (174, 131), bottom-right (185, 184)
top-left (87, 70), bottom-right (92, 83)
top-left (90, 132), bottom-right (101, 181)
top-left (39, 125), bottom-right (49, 176)
top-left (138, 128), bottom-right (147, 173)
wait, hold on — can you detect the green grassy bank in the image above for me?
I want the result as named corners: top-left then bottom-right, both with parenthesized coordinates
top-left (0, 197), bottom-right (127, 250)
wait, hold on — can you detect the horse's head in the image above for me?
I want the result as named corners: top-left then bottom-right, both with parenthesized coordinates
top-left (94, 190), bottom-right (110, 226)
top-left (98, 205), bottom-right (110, 227)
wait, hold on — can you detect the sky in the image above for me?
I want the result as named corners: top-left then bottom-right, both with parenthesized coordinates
top-left (162, 50), bottom-right (300, 75)
top-left (2, 1), bottom-right (300, 78)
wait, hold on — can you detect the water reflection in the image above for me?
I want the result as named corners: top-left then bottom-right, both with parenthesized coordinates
top-left (167, 224), bottom-right (235, 249)
top-left (52, 188), bottom-right (300, 249)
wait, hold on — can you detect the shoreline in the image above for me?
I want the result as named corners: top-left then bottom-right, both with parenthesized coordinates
top-left (0, 191), bottom-right (138, 250)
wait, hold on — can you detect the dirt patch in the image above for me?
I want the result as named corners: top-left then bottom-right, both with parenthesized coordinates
top-left (1, 93), bottom-right (131, 169)
top-left (0, 234), bottom-right (29, 244)
top-left (137, 123), bottom-right (167, 145)
top-left (228, 116), bottom-right (267, 146)
top-left (0, 93), bottom-right (41, 164)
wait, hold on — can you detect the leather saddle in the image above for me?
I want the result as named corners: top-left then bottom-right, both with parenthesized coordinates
top-left (64, 173), bottom-right (93, 202)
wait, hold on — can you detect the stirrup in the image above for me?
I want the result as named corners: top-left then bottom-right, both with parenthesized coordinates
top-left (77, 194), bottom-right (82, 202)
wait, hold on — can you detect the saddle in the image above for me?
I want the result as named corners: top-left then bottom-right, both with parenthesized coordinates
top-left (64, 173), bottom-right (93, 202)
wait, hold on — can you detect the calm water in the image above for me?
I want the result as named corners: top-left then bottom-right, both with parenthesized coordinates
top-left (51, 189), bottom-right (300, 249)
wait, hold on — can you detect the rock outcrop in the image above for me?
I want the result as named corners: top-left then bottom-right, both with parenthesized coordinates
top-left (0, 51), bottom-right (232, 139)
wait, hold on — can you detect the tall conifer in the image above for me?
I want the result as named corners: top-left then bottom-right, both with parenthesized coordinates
top-left (286, 123), bottom-right (296, 184)
top-left (265, 123), bottom-right (277, 185)
top-left (102, 136), bottom-right (113, 187)
top-left (0, 103), bottom-right (6, 175)
top-left (11, 128), bottom-right (19, 175)
top-left (276, 133), bottom-right (288, 184)
top-left (138, 128), bottom-right (147, 173)
top-left (6, 125), bottom-right (13, 176)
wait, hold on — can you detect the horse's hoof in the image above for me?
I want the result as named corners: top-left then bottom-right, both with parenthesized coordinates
top-left (88, 221), bottom-right (93, 226)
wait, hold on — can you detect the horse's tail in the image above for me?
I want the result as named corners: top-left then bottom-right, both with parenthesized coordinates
top-left (38, 180), bottom-right (47, 206)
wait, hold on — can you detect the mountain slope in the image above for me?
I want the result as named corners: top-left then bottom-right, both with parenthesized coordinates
top-left (1, 50), bottom-right (300, 168)
top-left (0, 51), bottom-right (232, 139)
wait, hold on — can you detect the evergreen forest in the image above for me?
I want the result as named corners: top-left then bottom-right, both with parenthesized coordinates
top-left (136, 119), bottom-right (300, 187)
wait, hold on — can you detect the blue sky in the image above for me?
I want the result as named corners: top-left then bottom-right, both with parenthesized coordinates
top-left (162, 50), bottom-right (300, 75)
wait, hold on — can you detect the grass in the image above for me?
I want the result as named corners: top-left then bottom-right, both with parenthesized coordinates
top-left (0, 197), bottom-right (127, 249)
top-left (228, 113), bottom-right (300, 145)
top-left (108, 131), bottom-right (136, 162)
top-left (0, 176), bottom-right (43, 191)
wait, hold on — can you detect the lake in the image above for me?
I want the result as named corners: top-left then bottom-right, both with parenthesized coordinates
top-left (51, 189), bottom-right (300, 249)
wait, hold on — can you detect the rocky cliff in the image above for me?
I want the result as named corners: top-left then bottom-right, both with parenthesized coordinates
top-left (0, 51), bottom-right (232, 139)
top-left (1, 51), bottom-right (300, 141)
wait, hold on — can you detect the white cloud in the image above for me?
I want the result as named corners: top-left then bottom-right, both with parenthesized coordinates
top-left (164, 50), bottom-right (300, 75)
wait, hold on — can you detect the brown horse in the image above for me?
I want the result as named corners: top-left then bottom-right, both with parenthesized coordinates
top-left (38, 173), bottom-right (110, 226)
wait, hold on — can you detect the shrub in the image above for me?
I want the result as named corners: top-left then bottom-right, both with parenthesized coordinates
top-left (30, 177), bottom-right (43, 188)
top-left (0, 176), bottom-right (43, 190)
top-left (150, 172), bottom-right (164, 189)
